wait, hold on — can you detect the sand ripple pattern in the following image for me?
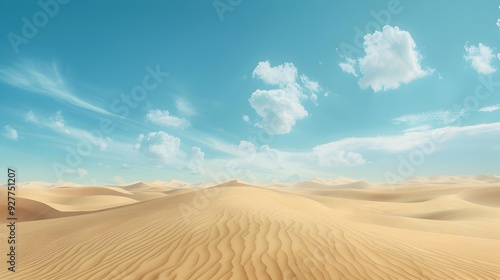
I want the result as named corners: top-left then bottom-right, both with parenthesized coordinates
top-left (1, 185), bottom-right (499, 279)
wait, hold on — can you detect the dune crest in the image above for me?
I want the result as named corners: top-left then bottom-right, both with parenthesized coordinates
top-left (1, 177), bottom-right (499, 279)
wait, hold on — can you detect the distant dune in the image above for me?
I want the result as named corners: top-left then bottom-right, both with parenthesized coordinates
top-left (0, 176), bottom-right (499, 279)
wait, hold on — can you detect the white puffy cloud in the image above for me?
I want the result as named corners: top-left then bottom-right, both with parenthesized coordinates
top-left (252, 61), bottom-right (297, 86)
top-left (249, 89), bottom-right (308, 134)
top-left (479, 104), bottom-right (500, 112)
top-left (135, 131), bottom-right (180, 163)
top-left (312, 149), bottom-right (366, 167)
top-left (146, 109), bottom-right (190, 128)
top-left (339, 58), bottom-right (358, 77)
top-left (394, 109), bottom-right (465, 126)
top-left (242, 115), bottom-right (250, 122)
top-left (346, 25), bottom-right (432, 92)
top-left (249, 61), bottom-right (319, 134)
top-left (464, 43), bottom-right (496, 75)
top-left (186, 147), bottom-right (205, 174)
top-left (3, 125), bottom-right (18, 140)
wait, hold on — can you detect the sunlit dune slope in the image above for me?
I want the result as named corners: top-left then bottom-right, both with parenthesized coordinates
top-left (0, 180), bottom-right (499, 280)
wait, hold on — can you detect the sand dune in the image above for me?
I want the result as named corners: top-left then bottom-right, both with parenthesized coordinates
top-left (0, 177), bottom-right (499, 279)
top-left (14, 187), bottom-right (139, 212)
top-left (122, 182), bottom-right (174, 192)
top-left (458, 186), bottom-right (500, 208)
top-left (270, 179), bottom-right (373, 190)
top-left (0, 196), bottom-right (84, 222)
top-left (214, 179), bottom-right (257, 188)
top-left (403, 174), bottom-right (500, 184)
top-left (51, 186), bottom-right (134, 196)
top-left (17, 181), bottom-right (58, 188)
top-left (163, 179), bottom-right (193, 189)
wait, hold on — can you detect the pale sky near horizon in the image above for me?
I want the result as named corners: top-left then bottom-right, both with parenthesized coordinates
top-left (0, 0), bottom-right (499, 185)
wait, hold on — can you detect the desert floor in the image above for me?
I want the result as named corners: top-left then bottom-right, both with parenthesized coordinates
top-left (1, 176), bottom-right (499, 279)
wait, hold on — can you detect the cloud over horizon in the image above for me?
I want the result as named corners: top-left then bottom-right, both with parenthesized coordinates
top-left (135, 131), bottom-right (180, 163)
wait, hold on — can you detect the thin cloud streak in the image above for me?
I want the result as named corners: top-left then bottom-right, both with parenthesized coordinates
top-left (0, 60), bottom-right (113, 116)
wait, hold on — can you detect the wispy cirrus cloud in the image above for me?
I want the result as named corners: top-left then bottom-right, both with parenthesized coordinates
top-left (0, 60), bottom-right (112, 115)
top-left (25, 110), bottom-right (38, 123)
top-left (3, 125), bottom-right (18, 140)
top-left (479, 104), bottom-right (500, 112)
top-left (339, 58), bottom-right (358, 77)
top-left (402, 125), bottom-right (432, 133)
top-left (175, 97), bottom-right (197, 116)
top-left (24, 110), bottom-right (110, 151)
top-left (312, 122), bottom-right (500, 154)
top-left (394, 109), bottom-right (465, 127)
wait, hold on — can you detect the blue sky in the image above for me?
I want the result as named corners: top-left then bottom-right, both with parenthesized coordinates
top-left (1, 0), bottom-right (499, 184)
